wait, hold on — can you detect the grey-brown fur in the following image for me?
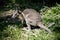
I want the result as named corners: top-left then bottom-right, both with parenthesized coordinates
top-left (21, 9), bottom-right (52, 33)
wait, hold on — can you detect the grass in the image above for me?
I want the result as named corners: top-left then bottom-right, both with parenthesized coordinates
top-left (0, 4), bottom-right (60, 40)
top-left (0, 25), bottom-right (55, 40)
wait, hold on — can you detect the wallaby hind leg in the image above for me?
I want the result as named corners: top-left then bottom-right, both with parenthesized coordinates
top-left (37, 22), bottom-right (52, 33)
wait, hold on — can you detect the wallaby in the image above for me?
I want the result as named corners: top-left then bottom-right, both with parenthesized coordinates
top-left (11, 4), bottom-right (52, 33)
top-left (21, 9), bottom-right (52, 33)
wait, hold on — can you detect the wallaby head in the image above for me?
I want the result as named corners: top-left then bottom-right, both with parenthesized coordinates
top-left (12, 3), bottom-right (22, 18)
top-left (11, 9), bottom-right (24, 24)
top-left (11, 3), bottom-right (25, 25)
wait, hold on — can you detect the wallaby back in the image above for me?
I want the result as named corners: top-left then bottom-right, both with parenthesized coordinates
top-left (22, 9), bottom-right (42, 22)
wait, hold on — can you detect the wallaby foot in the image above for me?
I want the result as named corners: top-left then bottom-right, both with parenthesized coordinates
top-left (38, 22), bottom-right (52, 33)
top-left (22, 27), bottom-right (28, 31)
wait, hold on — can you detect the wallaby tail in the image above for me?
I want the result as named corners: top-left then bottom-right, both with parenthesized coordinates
top-left (37, 22), bottom-right (52, 33)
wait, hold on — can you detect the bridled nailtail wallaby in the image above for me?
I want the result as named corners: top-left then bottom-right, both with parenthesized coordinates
top-left (12, 4), bottom-right (52, 33)
top-left (21, 8), bottom-right (52, 33)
